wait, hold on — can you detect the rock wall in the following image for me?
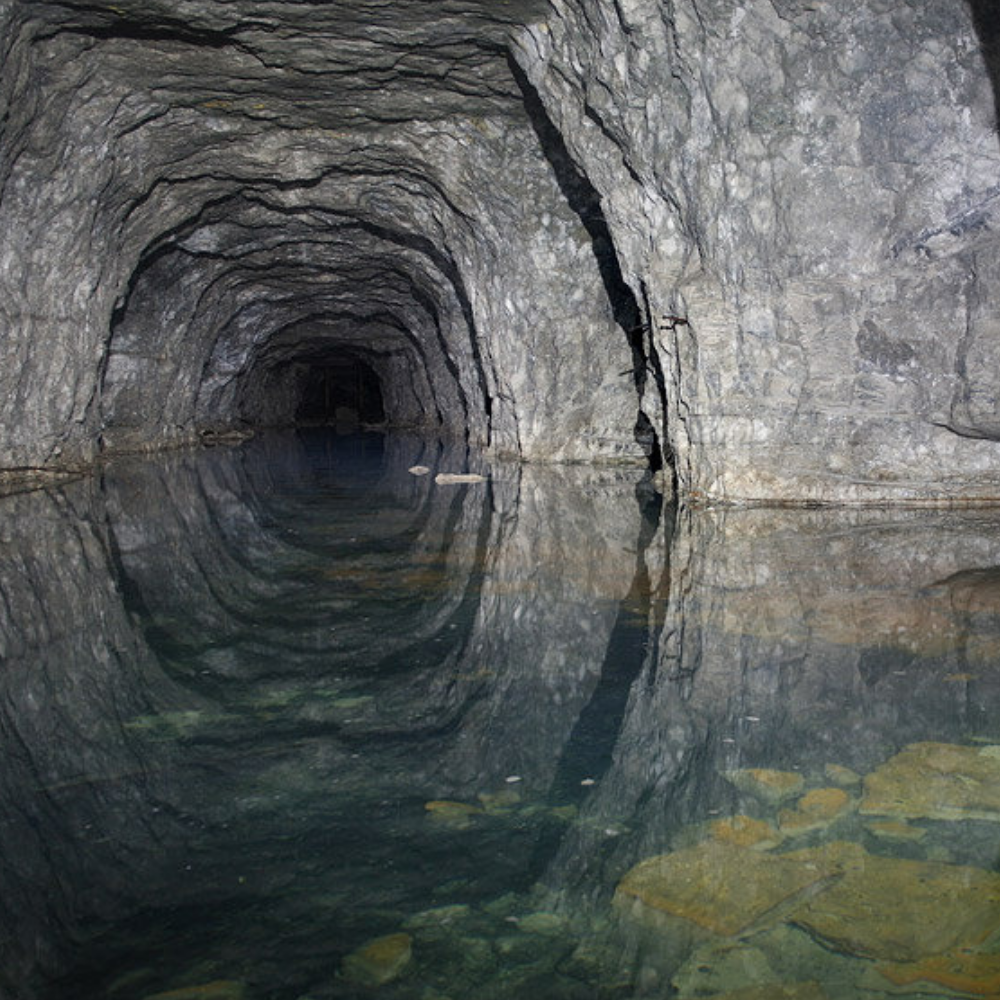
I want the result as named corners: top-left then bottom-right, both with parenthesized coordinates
top-left (2, 0), bottom-right (1000, 501)
top-left (514, 0), bottom-right (1000, 501)
top-left (0, 0), bottom-right (647, 485)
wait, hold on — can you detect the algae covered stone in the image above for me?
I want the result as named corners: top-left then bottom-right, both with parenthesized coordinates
top-left (823, 764), bottom-right (861, 788)
top-left (864, 819), bottom-right (927, 843)
top-left (424, 800), bottom-right (483, 829)
top-left (615, 841), bottom-right (837, 936)
top-left (872, 950), bottom-right (1000, 997)
top-left (342, 932), bottom-right (413, 987)
top-left (778, 788), bottom-right (853, 836)
top-left (785, 842), bottom-right (1000, 962)
top-left (860, 742), bottom-right (1000, 822)
top-left (723, 768), bottom-right (805, 806)
top-left (709, 814), bottom-right (783, 850)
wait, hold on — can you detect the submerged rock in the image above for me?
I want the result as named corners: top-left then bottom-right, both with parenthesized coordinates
top-left (403, 904), bottom-right (471, 932)
top-left (517, 911), bottom-right (567, 937)
top-left (697, 985), bottom-right (828, 1000)
top-left (723, 769), bottom-right (805, 806)
top-left (341, 932), bottom-right (413, 987)
top-left (864, 819), bottom-right (927, 844)
top-left (672, 940), bottom-right (777, 996)
top-left (708, 815), bottom-right (783, 851)
top-left (870, 950), bottom-right (1000, 998)
top-left (143, 983), bottom-right (246, 1000)
top-left (786, 842), bottom-right (1000, 962)
top-left (424, 800), bottom-right (483, 829)
top-left (860, 742), bottom-right (1000, 822)
top-left (614, 842), bottom-right (837, 936)
top-left (477, 787), bottom-right (521, 813)
top-left (778, 788), bottom-right (853, 836)
top-left (822, 764), bottom-right (861, 788)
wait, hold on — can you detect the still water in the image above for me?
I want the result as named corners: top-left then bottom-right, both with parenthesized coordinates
top-left (2, 430), bottom-right (1000, 1000)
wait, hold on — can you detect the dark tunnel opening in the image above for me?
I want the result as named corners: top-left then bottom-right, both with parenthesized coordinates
top-left (294, 357), bottom-right (386, 427)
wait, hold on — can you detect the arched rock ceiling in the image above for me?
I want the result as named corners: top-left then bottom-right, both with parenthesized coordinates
top-left (0, 0), bottom-right (649, 477)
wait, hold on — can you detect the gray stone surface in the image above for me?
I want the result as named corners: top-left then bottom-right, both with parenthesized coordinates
top-left (2, 0), bottom-right (1000, 500)
top-left (513, 0), bottom-right (1000, 501)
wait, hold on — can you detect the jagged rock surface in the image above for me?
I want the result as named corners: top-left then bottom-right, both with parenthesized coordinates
top-left (513, 0), bottom-right (1000, 501)
top-left (2, 0), bottom-right (1000, 500)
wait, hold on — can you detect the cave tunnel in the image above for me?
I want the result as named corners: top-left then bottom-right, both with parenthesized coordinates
top-left (0, 0), bottom-right (661, 484)
top-left (2, 0), bottom-right (1000, 503)
top-left (294, 357), bottom-right (386, 428)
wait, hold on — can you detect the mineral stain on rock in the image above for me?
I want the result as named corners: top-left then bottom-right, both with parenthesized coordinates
top-left (871, 950), bottom-right (1000, 998)
top-left (785, 842), bottom-right (1000, 962)
top-left (778, 787), bottom-right (853, 836)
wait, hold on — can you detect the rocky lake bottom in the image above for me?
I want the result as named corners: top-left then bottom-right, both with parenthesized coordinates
top-left (2, 430), bottom-right (1000, 1000)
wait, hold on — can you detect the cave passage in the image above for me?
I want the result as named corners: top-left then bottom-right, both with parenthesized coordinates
top-left (295, 356), bottom-right (386, 426)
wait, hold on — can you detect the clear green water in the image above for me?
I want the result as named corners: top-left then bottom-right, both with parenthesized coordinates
top-left (2, 430), bottom-right (1000, 1000)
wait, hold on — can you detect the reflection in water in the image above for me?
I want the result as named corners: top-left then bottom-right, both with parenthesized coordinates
top-left (1, 431), bottom-right (999, 1000)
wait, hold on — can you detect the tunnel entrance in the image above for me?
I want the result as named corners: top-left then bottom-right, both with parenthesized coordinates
top-left (295, 357), bottom-right (385, 427)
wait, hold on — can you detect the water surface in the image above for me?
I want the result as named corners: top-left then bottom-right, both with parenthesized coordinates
top-left (2, 431), bottom-right (999, 1000)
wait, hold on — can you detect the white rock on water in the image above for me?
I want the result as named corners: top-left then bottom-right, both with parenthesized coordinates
top-left (435, 473), bottom-right (487, 485)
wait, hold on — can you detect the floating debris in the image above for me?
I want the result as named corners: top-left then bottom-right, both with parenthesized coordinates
top-left (407, 465), bottom-right (431, 476)
top-left (435, 472), bottom-right (487, 485)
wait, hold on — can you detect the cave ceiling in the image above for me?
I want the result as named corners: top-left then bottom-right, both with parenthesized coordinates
top-left (22, 0), bottom-right (549, 127)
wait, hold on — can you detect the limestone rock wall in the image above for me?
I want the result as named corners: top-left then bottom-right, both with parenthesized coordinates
top-left (2, 0), bottom-right (1000, 500)
top-left (514, 0), bottom-right (1000, 501)
top-left (0, 0), bottom-right (646, 481)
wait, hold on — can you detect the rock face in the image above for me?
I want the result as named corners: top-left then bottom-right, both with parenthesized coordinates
top-left (1, 0), bottom-right (999, 501)
top-left (515, 0), bottom-right (1000, 502)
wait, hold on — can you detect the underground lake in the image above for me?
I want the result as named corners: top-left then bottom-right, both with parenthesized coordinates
top-left (2, 430), bottom-right (1000, 1000)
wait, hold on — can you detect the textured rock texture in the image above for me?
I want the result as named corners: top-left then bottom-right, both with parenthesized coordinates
top-left (514, 0), bottom-right (1000, 501)
top-left (1, 0), bottom-right (1000, 500)
top-left (0, 0), bottom-right (646, 480)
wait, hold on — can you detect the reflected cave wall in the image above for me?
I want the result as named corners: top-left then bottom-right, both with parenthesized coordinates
top-left (5, 440), bottom-right (1000, 995)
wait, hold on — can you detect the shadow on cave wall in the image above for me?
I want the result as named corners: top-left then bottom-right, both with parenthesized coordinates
top-left (967, 0), bottom-right (1000, 129)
